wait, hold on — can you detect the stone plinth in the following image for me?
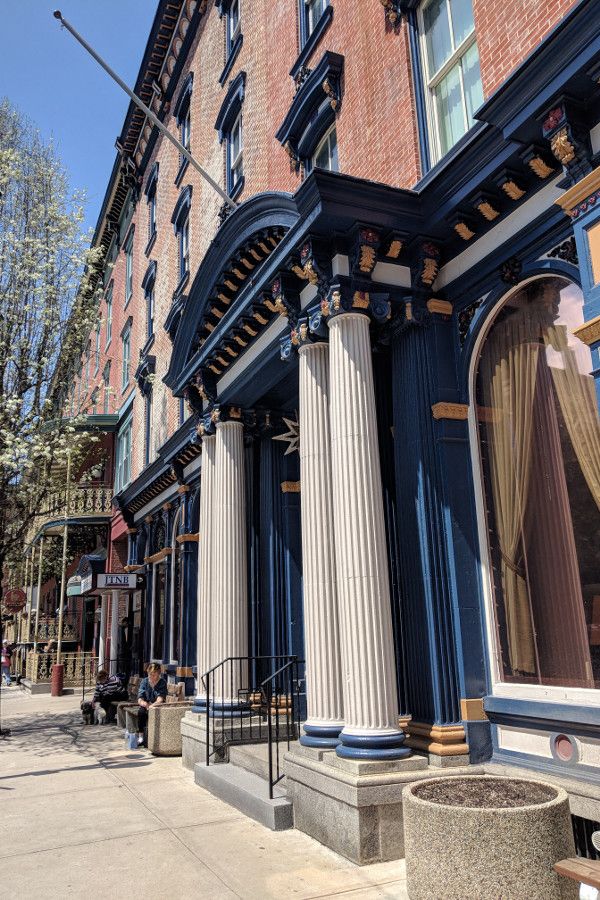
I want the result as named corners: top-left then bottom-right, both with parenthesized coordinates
top-left (284, 744), bottom-right (480, 865)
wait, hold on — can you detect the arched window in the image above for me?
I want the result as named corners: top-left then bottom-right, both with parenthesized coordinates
top-left (474, 276), bottom-right (600, 690)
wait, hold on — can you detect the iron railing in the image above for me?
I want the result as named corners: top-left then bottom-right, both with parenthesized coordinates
top-left (45, 484), bottom-right (113, 519)
top-left (201, 655), bottom-right (303, 798)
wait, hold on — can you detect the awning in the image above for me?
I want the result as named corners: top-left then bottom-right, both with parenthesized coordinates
top-left (66, 576), bottom-right (82, 597)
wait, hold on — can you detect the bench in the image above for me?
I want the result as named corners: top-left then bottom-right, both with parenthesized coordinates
top-left (113, 675), bottom-right (141, 728)
top-left (123, 681), bottom-right (192, 756)
top-left (554, 857), bottom-right (600, 893)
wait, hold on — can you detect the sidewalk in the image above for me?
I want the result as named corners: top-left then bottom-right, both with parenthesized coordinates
top-left (0, 686), bottom-right (407, 899)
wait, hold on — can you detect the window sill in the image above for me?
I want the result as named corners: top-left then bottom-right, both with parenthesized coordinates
top-left (220, 32), bottom-right (243, 86)
top-left (290, 6), bottom-right (334, 79)
top-left (145, 230), bottom-right (157, 257)
top-left (175, 156), bottom-right (189, 187)
top-left (173, 270), bottom-right (190, 301)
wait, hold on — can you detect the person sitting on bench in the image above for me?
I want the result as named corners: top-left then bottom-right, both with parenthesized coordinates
top-left (93, 670), bottom-right (128, 722)
top-left (136, 663), bottom-right (167, 747)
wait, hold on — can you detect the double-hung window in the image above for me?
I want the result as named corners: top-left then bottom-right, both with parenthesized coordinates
top-left (171, 185), bottom-right (192, 289)
top-left (115, 417), bottom-right (132, 492)
top-left (142, 261), bottom-right (156, 341)
top-left (304, 0), bottom-right (328, 37)
top-left (105, 283), bottom-right (113, 348)
top-left (103, 362), bottom-right (111, 414)
top-left (179, 216), bottom-right (189, 281)
top-left (311, 125), bottom-right (338, 172)
top-left (418, 0), bottom-right (483, 162)
top-left (94, 324), bottom-right (101, 375)
top-left (227, 0), bottom-right (241, 52)
top-left (174, 75), bottom-right (193, 183)
top-left (125, 232), bottom-right (134, 306)
top-left (144, 391), bottom-right (153, 466)
top-left (228, 112), bottom-right (243, 194)
top-left (121, 323), bottom-right (131, 392)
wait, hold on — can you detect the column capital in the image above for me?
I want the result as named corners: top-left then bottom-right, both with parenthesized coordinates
top-left (198, 403), bottom-right (252, 435)
top-left (321, 281), bottom-right (391, 323)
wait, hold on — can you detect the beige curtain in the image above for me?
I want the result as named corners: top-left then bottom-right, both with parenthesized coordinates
top-left (479, 307), bottom-right (541, 676)
top-left (544, 323), bottom-right (600, 512)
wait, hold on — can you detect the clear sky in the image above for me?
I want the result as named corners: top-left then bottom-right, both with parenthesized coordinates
top-left (0, 1), bottom-right (158, 238)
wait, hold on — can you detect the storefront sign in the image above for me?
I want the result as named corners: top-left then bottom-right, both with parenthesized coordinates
top-left (97, 573), bottom-right (139, 589)
top-left (80, 573), bottom-right (93, 595)
top-left (3, 588), bottom-right (26, 612)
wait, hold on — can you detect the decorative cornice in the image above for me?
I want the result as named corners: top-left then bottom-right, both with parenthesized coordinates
top-left (431, 402), bottom-right (469, 421)
top-left (215, 71), bottom-right (246, 142)
top-left (573, 314), bottom-right (600, 346)
top-left (426, 298), bottom-right (453, 316)
top-left (556, 165), bottom-right (600, 215)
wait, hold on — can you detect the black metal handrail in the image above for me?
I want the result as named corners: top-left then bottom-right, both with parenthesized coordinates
top-left (260, 657), bottom-right (302, 799)
top-left (201, 655), bottom-right (301, 793)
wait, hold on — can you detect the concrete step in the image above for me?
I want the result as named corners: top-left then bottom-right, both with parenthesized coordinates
top-left (194, 760), bottom-right (294, 831)
top-left (228, 741), bottom-right (299, 783)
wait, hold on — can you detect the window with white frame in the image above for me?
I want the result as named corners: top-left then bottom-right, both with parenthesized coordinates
top-left (418, 0), bottom-right (483, 163)
top-left (125, 232), bottom-right (134, 305)
top-left (311, 125), bottom-right (339, 172)
top-left (178, 215), bottom-right (190, 281)
top-left (228, 111), bottom-right (243, 193)
top-left (103, 362), bottom-right (111, 414)
top-left (227, 0), bottom-right (241, 51)
top-left (304, 0), bottom-right (328, 39)
top-left (115, 417), bottom-right (132, 492)
top-left (121, 324), bottom-right (131, 392)
top-left (94, 324), bottom-right (101, 375)
top-left (148, 183), bottom-right (157, 241)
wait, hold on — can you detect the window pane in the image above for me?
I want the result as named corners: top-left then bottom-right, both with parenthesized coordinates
top-left (476, 278), bottom-right (600, 689)
top-left (434, 63), bottom-right (464, 155)
top-left (462, 40), bottom-right (484, 122)
top-left (424, 0), bottom-right (452, 76)
top-left (450, 0), bottom-right (474, 47)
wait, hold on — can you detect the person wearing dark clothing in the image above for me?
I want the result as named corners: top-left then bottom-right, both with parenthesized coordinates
top-left (117, 617), bottom-right (132, 681)
top-left (93, 670), bottom-right (128, 721)
top-left (136, 663), bottom-right (167, 746)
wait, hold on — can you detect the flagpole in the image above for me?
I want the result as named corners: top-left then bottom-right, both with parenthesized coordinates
top-left (52, 10), bottom-right (237, 211)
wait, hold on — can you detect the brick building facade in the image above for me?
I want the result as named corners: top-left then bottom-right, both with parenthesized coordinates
top-left (25, 0), bottom-right (600, 864)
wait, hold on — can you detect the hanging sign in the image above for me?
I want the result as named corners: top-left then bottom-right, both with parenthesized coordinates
top-left (97, 573), bottom-right (140, 589)
top-left (3, 588), bottom-right (27, 612)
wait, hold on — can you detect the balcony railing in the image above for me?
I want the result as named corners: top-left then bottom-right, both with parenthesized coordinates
top-left (36, 618), bottom-right (78, 642)
top-left (26, 650), bottom-right (98, 685)
top-left (44, 484), bottom-right (113, 520)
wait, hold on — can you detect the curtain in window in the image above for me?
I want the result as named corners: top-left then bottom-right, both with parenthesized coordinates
top-left (544, 323), bottom-right (600, 512)
top-left (479, 305), bottom-right (540, 676)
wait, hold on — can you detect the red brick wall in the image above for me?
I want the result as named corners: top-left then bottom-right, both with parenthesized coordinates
top-left (474, 0), bottom-right (580, 98)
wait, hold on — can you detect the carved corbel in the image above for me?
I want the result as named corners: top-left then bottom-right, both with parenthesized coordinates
top-left (540, 99), bottom-right (592, 183)
top-left (350, 226), bottom-right (381, 277)
top-left (289, 240), bottom-right (329, 293)
top-left (264, 274), bottom-right (301, 324)
top-left (412, 241), bottom-right (441, 293)
top-left (380, 0), bottom-right (402, 26)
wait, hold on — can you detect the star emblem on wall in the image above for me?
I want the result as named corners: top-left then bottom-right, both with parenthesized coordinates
top-left (273, 415), bottom-right (300, 455)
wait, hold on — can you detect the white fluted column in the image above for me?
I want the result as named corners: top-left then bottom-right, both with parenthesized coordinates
top-left (110, 591), bottom-right (119, 675)
top-left (298, 341), bottom-right (344, 747)
top-left (98, 595), bottom-right (108, 670)
top-left (328, 312), bottom-right (409, 760)
top-left (211, 420), bottom-right (248, 712)
top-left (194, 434), bottom-right (216, 709)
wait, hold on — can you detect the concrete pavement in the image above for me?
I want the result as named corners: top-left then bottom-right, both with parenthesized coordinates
top-left (0, 685), bottom-right (408, 899)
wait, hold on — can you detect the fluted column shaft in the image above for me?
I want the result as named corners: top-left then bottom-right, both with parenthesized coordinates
top-left (328, 312), bottom-right (409, 759)
top-left (211, 421), bottom-right (248, 710)
top-left (194, 435), bottom-right (216, 709)
top-left (298, 342), bottom-right (344, 747)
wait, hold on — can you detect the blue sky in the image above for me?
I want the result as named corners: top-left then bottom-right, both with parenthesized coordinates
top-left (0, 1), bottom-right (157, 237)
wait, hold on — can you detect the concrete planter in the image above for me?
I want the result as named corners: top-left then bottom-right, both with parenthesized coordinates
top-left (403, 775), bottom-right (577, 900)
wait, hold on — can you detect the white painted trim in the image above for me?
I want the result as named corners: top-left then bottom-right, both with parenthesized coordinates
top-left (372, 261), bottom-right (411, 287)
top-left (183, 454), bottom-right (201, 481)
top-left (591, 121), bottom-right (600, 155)
top-left (331, 254), bottom-right (349, 277)
top-left (435, 176), bottom-right (564, 289)
top-left (466, 273), bottom-right (600, 706)
top-left (169, 504), bottom-right (183, 665)
top-left (133, 483), bottom-right (178, 524)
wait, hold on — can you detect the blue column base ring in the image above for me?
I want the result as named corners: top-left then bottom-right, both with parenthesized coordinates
top-left (209, 699), bottom-right (253, 719)
top-left (336, 728), bottom-right (412, 761)
top-left (191, 697), bottom-right (207, 714)
top-left (300, 723), bottom-right (342, 749)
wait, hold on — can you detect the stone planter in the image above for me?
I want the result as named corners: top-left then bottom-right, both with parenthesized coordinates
top-left (403, 775), bottom-right (577, 900)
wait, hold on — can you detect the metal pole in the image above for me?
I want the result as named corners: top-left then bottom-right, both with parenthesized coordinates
top-left (33, 536), bottom-right (44, 653)
top-left (52, 11), bottom-right (237, 211)
top-left (56, 452), bottom-right (72, 665)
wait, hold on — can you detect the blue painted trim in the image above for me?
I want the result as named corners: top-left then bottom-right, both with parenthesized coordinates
top-left (142, 260), bottom-right (157, 296)
top-left (215, 71), bottom-right (246, 142)
top-left (300, 723), bottom-right (341, 749)
top-left (276, 52), bottom-right (344, 151)
top-left (290, 4), bottom-right (334, 80)
top-left (171, 184), bottom-right (193, 230)
top-left (219, 32), bottom-right (243, 86)
top-left (191, 698), bottom-right (207, 714)
top-left (490, 745), bottom-right (600, 787)
top-left (209, 699), bottom-right (252, 718)
top-left (336, 729), bottom-right (411, 760)
top-left (144, 161), bottom-right (159, 197)
top-left (485, 695), bottom-right (600, 737)
top-left (406, 9), bottom-right (430, 176)
top-left (173, 72), bottom-right (193, 124)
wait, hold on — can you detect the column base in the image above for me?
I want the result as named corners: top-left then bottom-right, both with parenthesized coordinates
top-left (191, 696), bottom-right (207, 714)
top-left (405, 721), bottom-right (469, 758)
top-left (210, 699), bottom-right (252, 719)
top-left (336, 728), bottom-right (411, 761)
top-left (300, 722), bottom-right (343, 749)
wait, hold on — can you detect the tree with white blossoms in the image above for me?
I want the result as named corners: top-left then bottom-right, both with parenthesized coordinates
top-left (0, 99), bottom-right (103, 602)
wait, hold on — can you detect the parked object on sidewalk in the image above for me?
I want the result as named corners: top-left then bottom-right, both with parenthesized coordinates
top-left (403, 775), bottom-right (577, 900)
top-left (80, 700), bottom-right (94, 724)
top-left (125, 700), bottom-right (192, 756)
top-left (94, 702), bottom-right (107, 725)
